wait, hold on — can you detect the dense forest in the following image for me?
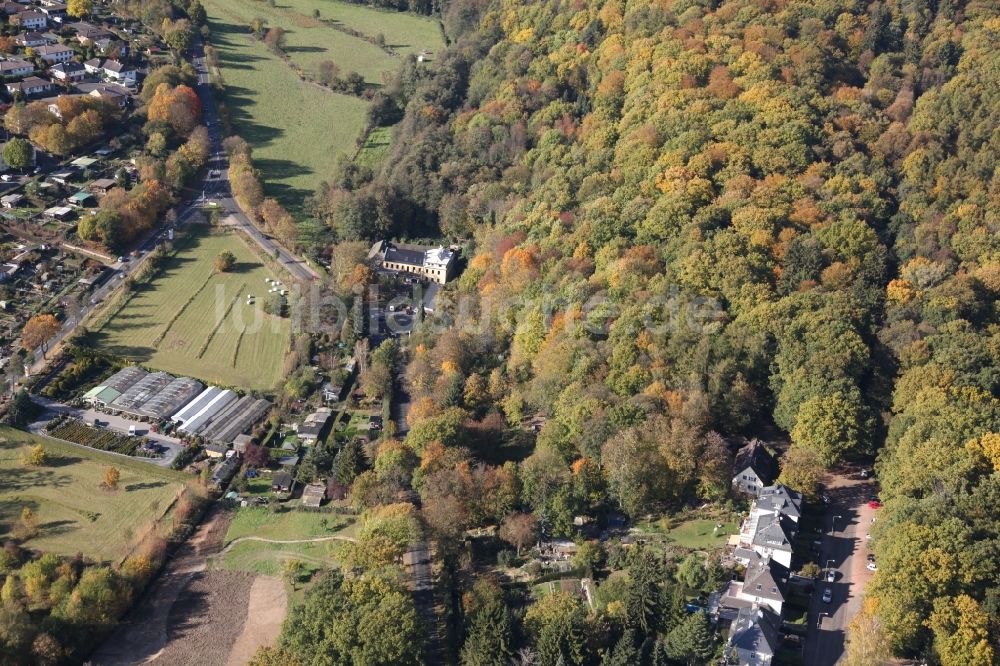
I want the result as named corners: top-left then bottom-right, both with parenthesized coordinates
top-left (286, 0), bottom-right (1000, 664)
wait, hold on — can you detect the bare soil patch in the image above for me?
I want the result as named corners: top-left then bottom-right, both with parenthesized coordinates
top-left (226, 575), bottom-right (287, 665)
top-left (153, 570), bottom-right (256, 666)
top-left (90, 509), bottom-right (236, 666)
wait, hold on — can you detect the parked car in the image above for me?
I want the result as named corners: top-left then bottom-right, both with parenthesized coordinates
top-left (867, 562), bottom-right (878, 571)
top-left (822, 588), bottom-right (833, 603)
top-left (868, 498), bottom-right (882, 509)
top-left (867, 554), bottom-right (876, 563)
top-left (826, 570), bottom-right (836, 583)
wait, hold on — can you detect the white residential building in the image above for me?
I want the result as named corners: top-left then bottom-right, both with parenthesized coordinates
top-left (35, 43), bottom-right (73, 63)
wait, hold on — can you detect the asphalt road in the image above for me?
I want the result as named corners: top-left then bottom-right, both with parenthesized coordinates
top-left (405, 542), bottom-right (442, 664)
top-left (806, 473), bottom-right (877, 665)
top-left (27, 211), bottom-right (196, 376)
top-left (189, 42), bottom-right (320, 284)
top-left (23, 40), bottom-right (319, 377)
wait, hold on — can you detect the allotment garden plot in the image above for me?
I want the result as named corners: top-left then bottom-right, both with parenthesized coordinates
top-left (0, 427), bottom-right (186, 562)
top-left (94, 228), bottom-right (291, 391)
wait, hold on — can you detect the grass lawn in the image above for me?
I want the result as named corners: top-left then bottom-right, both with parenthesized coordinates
top-left (215, 539), bottom-right (337, 577)
top-left (204, 0), bottom-right (440, 206)
top-left (355, 125), bottom-right (393, 167)
top-left (92, 226), bottom-right (291, 391)
top-left (639, 518), bottom-right (739, 550)
top-left (243, 475), bottom-right (272, 497)
top-left (224, 506), bottom-right (355, 543)
top-left (0, 427), bottom-right (187, 562)
top-left (210, 507), bottom-right (358, 578)
top-left (280, 0), bottom-right (443, 59)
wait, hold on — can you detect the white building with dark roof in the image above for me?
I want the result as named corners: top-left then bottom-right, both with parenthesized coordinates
top-left (6, 76), bottom-right (52, 96)
top-left (100, 58), bottom-right (135, 83)
top-left (720, 551), bottom-right (789, 616)
top-left (368, 241), bottom-right (457, 284)
top-left (732, 439), bottom-right (777, 497)
top-left (49, 61), bottom-right (85, 82)
top-left (15, 31), bottom-right (48, 47)
top-left (0, 59), bottom-right (34, 77)
top-left (14, 11), bottom-right (47, 29)
top-left (35, 43), bottom-right (73, 63)
top-left (726, 604), bottom-right (781, 666)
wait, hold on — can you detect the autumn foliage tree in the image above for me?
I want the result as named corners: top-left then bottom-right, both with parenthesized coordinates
top-left (101, 466), bottom-right (120, 491)
top-left (5, 97), bottom-right (120, 156)
top-left (263, 27), bottom-right (286, 54)
top-left (20, 444), bottom-right (47, 467)
top-left (146, 83), bottom-right (202, 138)
top-left (22, 314), bottom-right (61, 357)
top-left (499, 512), bottom-right (538, 556)
top-left (214, 250), bottom-right (236, 272)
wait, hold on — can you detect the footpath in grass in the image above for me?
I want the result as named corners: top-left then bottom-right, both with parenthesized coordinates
top-left (223, 506), bottom-right (355, 542)
top-left (0, 426), bottom-right (186, 562)
top-left (212, 507), bottom-right (357, 577)
top-left (93, 226), bottom-right (292, 391)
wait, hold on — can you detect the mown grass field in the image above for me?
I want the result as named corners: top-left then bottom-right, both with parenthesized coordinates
top-left (281, 0), bottom-right (442, 59)
top-left (208, 17), bottom-right (367, 206)
top-left (210, 507), bottom-right (357, 577)
top-left (0, 427), bottom-right (187, 561)
top-left (217, 539), bottom-right (338, 577)
top-left (355, 125), bottom-right (393, 167)
top-left (207, 0), bottom-right (442, 82)
top-left (93, 226), bottom-right (291, 391)
top-left (203, 0), bottom-right (442, 204)
top-left (224, 507), bottom-right (356, 542)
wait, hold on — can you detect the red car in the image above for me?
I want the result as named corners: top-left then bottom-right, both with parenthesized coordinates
top-left (868, 499), bottom-right (882, 509)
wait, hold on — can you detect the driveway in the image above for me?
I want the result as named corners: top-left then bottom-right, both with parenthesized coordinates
top-left (30, 395), bottom-right (184, 467)
top-left (806, 471), bottom-right (877, 665)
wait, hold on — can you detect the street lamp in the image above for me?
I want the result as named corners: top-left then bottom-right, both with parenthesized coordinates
top-left (830, 515), bottom-right (842, 535)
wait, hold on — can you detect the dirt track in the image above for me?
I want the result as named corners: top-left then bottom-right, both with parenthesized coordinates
top-left (91, 508), bottom-right (287, 666)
